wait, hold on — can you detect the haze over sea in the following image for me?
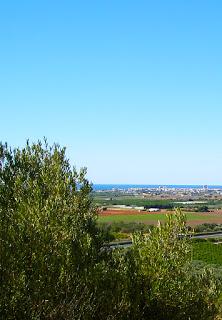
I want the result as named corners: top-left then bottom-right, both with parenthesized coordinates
top-left (93, 184), bottom-right (222, 191)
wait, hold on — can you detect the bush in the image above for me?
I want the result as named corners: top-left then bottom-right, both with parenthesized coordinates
top-left (127, 210), bottom-right (220, 319)
top-left (194, 223), bottom-right (222, 233)
top-left (0, 140), bottom-right (107, 319)
top-left (195, 205), bottom-right (209, 212)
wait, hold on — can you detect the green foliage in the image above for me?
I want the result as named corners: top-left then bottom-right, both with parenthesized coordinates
top-left (193, 240), bottom-right (222, 266)
top-left (194, 223), bottom-right (222, 233)
top-left (195, 205), bottom-right (209, 212)
top-left (95, 197), bottom-right (174, 209)
top-left (0, 140), bottom-right (106, 319)
top-left (0, 140), bottom-right (220, 319)
top-left (111, 231), bottom-right (130, 240)
top-left (126, 210), bottom-right (220, 319)
top-left (99, 221), bottom-right (153, 234)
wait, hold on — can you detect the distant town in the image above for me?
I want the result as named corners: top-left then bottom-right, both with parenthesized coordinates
top-left (95, 185), bottom-right (222, 201)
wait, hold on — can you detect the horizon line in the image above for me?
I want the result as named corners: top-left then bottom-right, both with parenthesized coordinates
top-left (92, 183), bottom-right (222, 186)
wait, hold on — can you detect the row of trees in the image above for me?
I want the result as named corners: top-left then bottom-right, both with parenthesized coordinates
top-left (0, 140), bottom-right (221, 319)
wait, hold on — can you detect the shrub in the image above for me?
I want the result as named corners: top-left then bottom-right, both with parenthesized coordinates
top-left (0, 140), bottom-right (106, 319)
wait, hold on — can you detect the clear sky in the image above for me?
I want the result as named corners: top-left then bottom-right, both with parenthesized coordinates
top-left (1, 0), bottom-right (222, 184)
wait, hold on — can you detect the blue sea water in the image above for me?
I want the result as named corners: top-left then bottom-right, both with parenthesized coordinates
top-left (93, 184), bottom-right (222, 191)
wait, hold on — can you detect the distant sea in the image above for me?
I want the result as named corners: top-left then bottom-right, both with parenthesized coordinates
top-left (93, 184), bottom-right (222, 191)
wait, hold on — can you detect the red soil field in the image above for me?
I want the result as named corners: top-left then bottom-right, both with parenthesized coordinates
top-left (99, 209), bottom-right (148, 216)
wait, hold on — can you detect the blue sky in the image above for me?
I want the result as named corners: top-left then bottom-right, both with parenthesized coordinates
top-left (1, 0), bottom-right (222, 184)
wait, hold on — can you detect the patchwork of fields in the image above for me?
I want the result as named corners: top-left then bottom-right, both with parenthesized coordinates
top-left (99, 209), bottom-right (222, 226)
top-left (99, 208), bottom-right (222, 267)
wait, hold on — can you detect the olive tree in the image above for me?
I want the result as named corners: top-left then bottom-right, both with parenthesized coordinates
top-left (124, 210), bottom-right (220, 320)
top-left (0, 140), bottom-right (104, 319)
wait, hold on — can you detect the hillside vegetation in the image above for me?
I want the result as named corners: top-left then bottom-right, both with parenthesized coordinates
top-left (0, 140), bottom-right (221, 320)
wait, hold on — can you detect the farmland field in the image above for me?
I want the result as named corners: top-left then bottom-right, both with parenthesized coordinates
top-left (94, 194), bottom-right (222, 210)
top-left (99, 210), bottom-right (222, 226)
top-left (95, 197), bottom-right (174, 208)
top-left (99, 212), bottom-right (167, 223)
top-left (192, 241), bottom-right (222, 266)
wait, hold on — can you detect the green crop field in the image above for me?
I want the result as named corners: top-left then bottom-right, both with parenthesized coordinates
top-left (98, 212), bottom-right (220, 224)
top-left (98, 213), bottom-right (167, 223)
top-left (192, 241), bottom-right (222, 266)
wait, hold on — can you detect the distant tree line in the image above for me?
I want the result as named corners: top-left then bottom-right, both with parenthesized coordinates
top-left (95, 198), bottom-right (174, 208)
top-left (144, 204), bottom-right (174, 209)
